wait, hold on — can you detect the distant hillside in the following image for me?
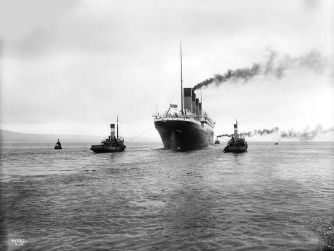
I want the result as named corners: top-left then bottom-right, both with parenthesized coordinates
top-left (0, 130), bottom-right (101, 143)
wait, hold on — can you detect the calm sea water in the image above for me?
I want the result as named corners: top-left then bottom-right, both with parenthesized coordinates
top-left (1, 142), bottom-right (333, 250)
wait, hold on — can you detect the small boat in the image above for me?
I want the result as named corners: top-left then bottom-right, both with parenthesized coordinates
top-left (275, 142), bottom-right (279, 145)
top-left (54, 139), bottom-right (62, 150)
top-left (90, 117), bottom-right (126, 153)
top-left (223, 121), bottom-right (248, 153)
top-left (215, 137), bottom-right (220, 144)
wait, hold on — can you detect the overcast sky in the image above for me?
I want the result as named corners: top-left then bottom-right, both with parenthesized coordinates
top-left (1, 0), bottom-right (333, 140)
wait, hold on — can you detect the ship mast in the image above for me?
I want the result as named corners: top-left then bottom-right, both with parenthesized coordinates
top-left (117, 116), bottom-right (119, 139)
top-left (180, 41), bottom-right (184, 115)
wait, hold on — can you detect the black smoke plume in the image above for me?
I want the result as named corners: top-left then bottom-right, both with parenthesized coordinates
top-left (217, 133), bottom-right (232, 137)
top-left (193, 50), bottom-right (327, 91)
top-left (218, 127), bottom-right (279, 138)
top-left (279, 125), bottom-right (334, 141)
top-left (236, 125), bottom-right (334, 141)
top-left (239, 127), bottom-right (280, 137)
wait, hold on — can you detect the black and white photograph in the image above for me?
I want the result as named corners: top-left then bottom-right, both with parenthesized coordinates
top-left (1, 0), bottom-right (333, 250)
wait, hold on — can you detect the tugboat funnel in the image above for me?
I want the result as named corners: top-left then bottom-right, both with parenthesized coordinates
top-left (110, 124), bottom-right (115, 138)
top-left (234, 120), bottom-right (239, 140)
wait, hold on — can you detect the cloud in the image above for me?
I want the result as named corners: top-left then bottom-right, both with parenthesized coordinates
top-left (0, 0), bottom-right (79, 41)
top-left (1, 0), bottom-right (333, 137)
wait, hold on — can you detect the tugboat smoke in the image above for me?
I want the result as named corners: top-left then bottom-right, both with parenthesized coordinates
top-left (238, 125), bottom-right (334, 141)
top-left (239, 127), bottom-right (279, 137)
top-left (193, 50), bottom-right (327, 91)
top-left (279, 125), bottom-right (334, 141)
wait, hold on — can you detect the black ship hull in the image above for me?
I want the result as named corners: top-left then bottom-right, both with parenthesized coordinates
top-left (223, 145), bottom-right (247, 153)
top-left (223, 138), bottom-right (248, 153)
top-left (154, 119), bottom-right (213, 150)
top-left (90, 144), bottom-right (126, 153)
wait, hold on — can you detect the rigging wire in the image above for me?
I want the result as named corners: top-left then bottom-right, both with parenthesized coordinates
top-left (167, 49), bottom-right (188, 108)
top-left (168, 84), bottom-right (179, 107)
top-left (126, 126), bottom-right (155, 142)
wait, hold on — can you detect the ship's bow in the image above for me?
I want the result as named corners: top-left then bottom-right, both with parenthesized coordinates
top-left (154, 118), bottom-right (212, 150)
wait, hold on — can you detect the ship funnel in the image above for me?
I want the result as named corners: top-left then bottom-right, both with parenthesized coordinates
top-left (183, 88), bottom-right (192, 114)
top-left (192, 90), bottom-right (196, 114)
top-left (110, 124), bottom-right (115, 138)
top-left (195, 98), bottom-right (199, 116)
top-left (234, 121), bottom-right (239, 139)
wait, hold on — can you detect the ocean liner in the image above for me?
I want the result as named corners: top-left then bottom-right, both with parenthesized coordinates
top-left (153, 46), bottom-right (215, 150)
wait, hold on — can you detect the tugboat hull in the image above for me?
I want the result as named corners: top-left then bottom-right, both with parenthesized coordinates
top-left (223, 145), bottom-right (247, 153)
top-left (90, 145), bottom-right (126, 153)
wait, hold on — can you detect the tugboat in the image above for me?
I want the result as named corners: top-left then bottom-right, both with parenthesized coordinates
top-left (223, 121), bottom-right (248, 153)
top-left (54, 139), bottom-right (62, 150)
top-left (215, 137), bottom-right (220, 144)
top-left (90, 117), bottom-right (126, 153)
